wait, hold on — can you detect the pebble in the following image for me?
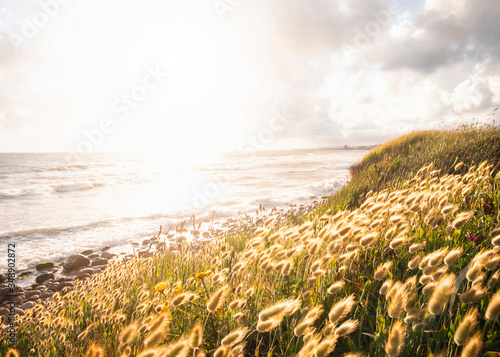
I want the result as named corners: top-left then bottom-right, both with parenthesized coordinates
top-left (3, 198), bottom-right (325, 320)
top-left (91, 257), bottom-right (108, 266)
top-left (20, 301), bottom-right (36, 311)
top-left (101, 252), bottom-right (116, 259)
top-left (35, 273), bottom-right (54, 284)
top-left (63, 254), bottom-right (91, 271)
top-left (35, 261), bottom-right (55, 271)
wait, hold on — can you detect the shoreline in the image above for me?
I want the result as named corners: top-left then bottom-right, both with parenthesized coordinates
top-left (0, 194), bottom-right (329, 322)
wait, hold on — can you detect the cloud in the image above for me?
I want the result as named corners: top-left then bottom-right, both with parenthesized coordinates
top-left (373, 0), bottom-right (500, 72)
top-left (0, 0), bottom-right (499, 152)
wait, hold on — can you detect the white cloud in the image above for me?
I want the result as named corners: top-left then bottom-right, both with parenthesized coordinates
top-left (0, 0), bottom-right (498, 152)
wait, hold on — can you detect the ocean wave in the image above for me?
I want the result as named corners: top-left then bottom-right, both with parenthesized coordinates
top-left (0, 212), bottom-right (180, 240)
top-left (53, 181), bottom-right (105, 193)
top-left (0, 186), bottom-right (46, 200)
top-left (33, 164), bottom-right (90, 172)
top-left (284, 165), bottom-right (347, 174)
top-left (0, 181), bottom-right (106, 199)
top-left (303, 178), bottom-right (346, 196)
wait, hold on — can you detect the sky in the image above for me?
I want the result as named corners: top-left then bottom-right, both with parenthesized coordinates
top-left (0, 0), bottom-right (499, 155)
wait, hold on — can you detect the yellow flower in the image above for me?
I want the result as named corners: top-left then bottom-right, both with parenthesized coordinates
top-left (161, 305), bottom-right (169, 313)
top-left (195, 272), bottom-right (207, 280)
top-left (155, 282), bottom-right (168, 292)
top-left (174, 285), bottom-right (183, 295)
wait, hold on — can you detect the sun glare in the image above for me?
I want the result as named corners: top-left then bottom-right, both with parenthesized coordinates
top-left (57, 0), bottom-right (247, 158)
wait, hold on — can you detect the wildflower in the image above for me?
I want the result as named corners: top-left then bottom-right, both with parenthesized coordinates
top-left (469, 234), bottom-right (483, 244)
top-left (195, 272), bottom-right (207, 280)
top-left (174, 285), bottom-right (183, 295)
top-left (155, 282), bottom-right (168, 292)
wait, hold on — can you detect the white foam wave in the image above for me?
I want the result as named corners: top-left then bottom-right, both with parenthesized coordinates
top-left (53, 181), bottom-right (104, 193)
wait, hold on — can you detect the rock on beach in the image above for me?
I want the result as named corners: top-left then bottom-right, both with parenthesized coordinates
top-left (63, 254), bottom-right (91, 272)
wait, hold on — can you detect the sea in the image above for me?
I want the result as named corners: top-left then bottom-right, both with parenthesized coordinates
top-left (0, 149), bottom-right (368, 278)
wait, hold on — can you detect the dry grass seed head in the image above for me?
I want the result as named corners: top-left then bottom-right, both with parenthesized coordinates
top-left (328, 295), bottom-right (356, 324)
top-left (428, 274), bottom-right (455, 315)
top-left (444, 248), bottom-right (463, 267)
top-left (380, 279), bottom-right (393, 296)
top-left (461, 333), bottom-right (483, 357)
top-left (488, 270), bottom-right (500, 289)
top-left (327, 281), bottom-right (345, 295)
top-left (334, 319), bottom-right (359, 337)
top-left (5, 349), bottom-right (19, 357)
top-left (460, 285), bottom-right (486, 304)
top-left (485, 289), bottom-right (500, 322)
top-left (374, 262), bottom-right (392, 281)
top-left (408, 254), bottom-right (423, 270)
top-left (385, 321), bottom-right (406, 357)
top-left (466, 262), bottom-right (483, 283)
top-left (313, 335), bottom-right (338, 357)
top-left (137, 349), bottom-right (159, 357)
top-left (257, 315), bottom-right (283, 333)
top-left (454, 308), bottom-right (478, 346)
top-left (221, 327), bottom-right (248, 347)
top-left (120, 323), bottom-right (138, 345)
top-left (144, 330), bottom-right (165, 348)
top-left (207, 286), bottom-right (228, 313)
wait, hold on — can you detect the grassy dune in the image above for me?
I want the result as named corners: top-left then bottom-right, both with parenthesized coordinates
top-left (3, 125), bottom-right (500, 356)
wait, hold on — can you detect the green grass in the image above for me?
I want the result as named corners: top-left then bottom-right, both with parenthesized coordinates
top-left (2, 124), bottom-right (500, 357)
top-left (315, 123), bottom-right (500, 216)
